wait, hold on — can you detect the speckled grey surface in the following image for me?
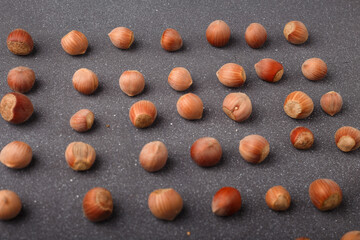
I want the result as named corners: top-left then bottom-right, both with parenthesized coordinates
top-left (0, 0), bottom-right (359, 239)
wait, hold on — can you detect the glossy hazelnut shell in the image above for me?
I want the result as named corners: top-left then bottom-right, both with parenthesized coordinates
top-left (290, 126), bottom-right (314, 150)
top-left (0, 92), bottom-right (34, 124)
top-left (239, 135), bottom-right (270, 164)
top-left (302, 58), bottom-right (327, 81)
top-left (148, 188), bottom-right (183, 221)
top-left (7, 29), bottom-right (34, 55)
top-left (245, 23), bottom-right (267, 49)
top-left (0, 190), bottom-right (22, 220)
top-left (335, 126), bottom-right (360, 152)
top-left (108, 27), bottom-right (134, 49)
top-left (168, 67), bottom-right (193, 91)
top-left (190, 137), bottom-right (222, 167)
top-left (83, 187), bottom-right (113, 222)
top-left (139, 141), bottom-right (168, 172)
top-left (65, 142), bottom-right (96, 171)
top-left (129, 100), bottom-right (157, 128)
top-left (254, 58), bottom-right (284, 82)
top-left (206, 20), bottom-right (231, 47)
top-left (0, 141), bottom-right (32, 169)
top-left (222, 92), bottom-right (252, 122)
top-left (7, 66), bottom-right (35, 93)
top-left (216, 63), bottom-right (246, 87)
top-left (176, 93), bottom-right (203, 120)
top-left (283, 91), bottom-right (314, 119)
top-left (283, 21), bottom-right (309, 44)
top-left (341, 231), bottom-right (360, 240)
top-left (309, 179), bottom-right (342, 211)
top-left (160, 28), bottom-right (183, 52)
top-left (320, 91), bottom-right (343, 116)
top-left (265, 186), bottom-right (291, 211)
top-left (61, 30), bottom-right (88, 55)
top-left (119, 70), bottom-right (145, 96)
top-left (212, 187), bottom-right (242, 216)
top-left (70, 109), bottom-right (94, 132)
top-left (72, 68), bottom-right (99, 95)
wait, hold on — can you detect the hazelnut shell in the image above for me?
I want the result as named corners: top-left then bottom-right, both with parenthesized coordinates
top-left (7, 29), bottom-right (34, 55)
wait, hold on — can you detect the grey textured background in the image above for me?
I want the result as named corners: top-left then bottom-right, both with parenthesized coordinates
top-left (0, 0), bottom-right (359, 239)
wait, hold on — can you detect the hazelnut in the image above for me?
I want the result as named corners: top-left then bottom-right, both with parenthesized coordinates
top-left (309, 178), bottom-right (342, 211)
top-left (160, 28), bottom-right (183, 52)
top-left (129, 100), bottom-right (157, 128)
top-left (0, 141), bottom-right (32, 169)
top-left (290, 126), bottom-right (314, 150)
top-left (216, 63), bottom-right (246, 87)
top-left (7, 29), bottom-right (34, 55)
top-left (212, 187), bottom-right (242, 217)
top-left (245, 23), bottom-right (267, 48)
top-left (83, 187), bottom-right (113, 222)
top-left (108, 27), bottom-right (134, 49)
top-left (65, 142), bottom-right (96, 171)
top-left (190, 137), bottom-right (222, 167)
top-left (283, 21), bottom-right (309, 44)
top-left (206, 20), bottom-right (231, 47)
top-left (7, 66), bottom-right (35, 93)
top-left (334, 126), bottom-right (360, 152)
top-left (176, 93), bottom-right (203, 120)
top-left (139, 141), bottom-right (168, 172)
top-left (148, 188), bottom-right (183, 221)
top-left (222, 92), bottom-right (252, 122)
top-left (70, 109), bottom-right (94, 132)
top-left (168, 67), bottom-right (193, 91)
top-left (119, 70), bottom-right (145, 96)
top-left (239, 135), bottom-right (270, 164)
top-left (302, 58), bottom-right (327, 81)
top-left (72, 68), bottom-right (99, 95)
top-left (341, 231), bottom-right (360, 240)
top-left (320, 91), bottom-right (343, 116)
top-left (61, 30), bottom-right (88, 55)
top-left (283, 91), bottom-right (314, 119)
top-left (0, 92), bottom-right (34, 124)
top-left (265, 186), bottom-right (291, 211)
top-left (254, 58), bottom-right (284, 83)
top-left (0, 190), bottom-right (22, 220)
top-left (296, 238), bottom-right (310, 240)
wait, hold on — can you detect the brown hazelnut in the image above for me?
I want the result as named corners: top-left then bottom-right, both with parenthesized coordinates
top-left (119, 70), bottom-right (145, 96)
top-left (206, 20), bottom-right (231, 47)
top-left (341, 231), bottom-right (360, 240)
top-left (309, 178), bottom-right (342, 211)
top-left (334, 126), bottom-right (360, 152)
top-left (216, 63), bottom-right (246, 87)
top-left (129, 100), bottom-right (157, 128)
top-left (0, 92), bottom-right (34, 124)
top-left (108, 27), bottom-right (134, 49)
top-left (283, 21), bottom-right (309, 44)
top-left (65, 142), bottom-right (96, 171)
top-left (0, 141), bottom-right (32, 169)
top-left (160, 28), bottom-right (183, 52)
top-left (290, 126), bottom-right (314, 150)
top-left (168, 67), bottom-right (193, 91)
top-left (7, 66), bottom-right (35, 93)
top-left (139, 141), bottom-right (168, 172)
top-left (176, 93), bottom-right (203, 120)
top-left (320, 91), bottom-right (343, 116)
top-left (239, 135), bottom-right (270, 164)
top-left (283, 91), bottom-right (314, 119)
top-left (7, 29), bottom-right (34, 55)
top-left (70, 109), bottom-right (94, 132)
top-left (212, 187), bottom-right (242, 217)
top-left (83, 187), bottom-right (113, 222)
top-left (190, 137), bottom-right (222, 167)
top-left (0, 190), bottom-right (22, 220)
top-left (245, 23), bottom-right (267, 49)
top-left (222, 92), bottom-right (252, 122)
top-left (254, 58), bottom-right (284, 83)
top-left (265, 186), bottom-right (291, 211)
top-left (302, 58), bottom-right (327, 81)
top-left (72, 68), bottom-right (99, 95)
top-left (61, 30), bottom-right (88, 55)
top-left (148, 188), bottom-right (183, 221)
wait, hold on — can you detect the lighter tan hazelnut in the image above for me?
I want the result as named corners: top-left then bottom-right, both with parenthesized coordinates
top-left (7, 29), bottom-right (34, 55)
top-left (216, 63), bottom-right (246, 87)
top-left (177, 93), bottom-right (203, 120)
top-left (129, 100), bottom-right (157, 128)
top-left (65, 142), bottom-right (96, 171)
top-left (70, 109), bottom-right (94, 132)
top-left (139, 141), bottom-right (168, 172)
top-left (83, 187), bottom-right (113, 222)
top-left (7, 66), bottom-right (35, 93)
top-left (254, 58), bottom-right (284, 83)
top-left (283, 21), bottom-right (308, 44)
top-left (284, 91), bottom-right (314, 119)
top-left (0, 141), bottom-right (32, 169)
top-left (160, 28), bottom-right (183, 52)
top-left (206, 20), bottom-right (231, 47)
top-left (309, 179), bottom-right (342, 211)
top-left (108, 27), bottom-right (134, 49)
top-left (148, 188), bottom-right (183, 221)
top-left (0, 190), bottom-right (22, 220)
top-left (72, 68), bottom-right (99, 95)
top-left (334, 126), bottom-right (360, 152)
top-left (245, 23), bottom-right (267, 48)
top-left (320, 91), bottom-right (342, 116)
top-left (119, 70), bottom-right (145, 96)
top-left (265, 186), bottom-right (291, 211)
top-left (0, 92), bottom-right (34, 124)
top-left (222, 92), bottom-right (252, 122)
top-left (302, 58), bottom-right (327, 81)
top-left (239, 135), bottom-right (270, 164)
top-left (61, 30), bottom-right (88, 55)
top-left (168, 67), bottom-right (192, 91)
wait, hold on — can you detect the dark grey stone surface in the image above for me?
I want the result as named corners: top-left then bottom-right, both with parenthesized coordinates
top-left (0, 0), bottom-right (359, 239)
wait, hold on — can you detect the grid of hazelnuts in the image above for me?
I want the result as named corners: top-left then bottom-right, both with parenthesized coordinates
top-left (0, 20), bottom-right (359, 239)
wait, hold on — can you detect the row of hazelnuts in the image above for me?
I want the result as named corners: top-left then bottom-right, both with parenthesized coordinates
top-left (6, 20), bottom-right (309, 56)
